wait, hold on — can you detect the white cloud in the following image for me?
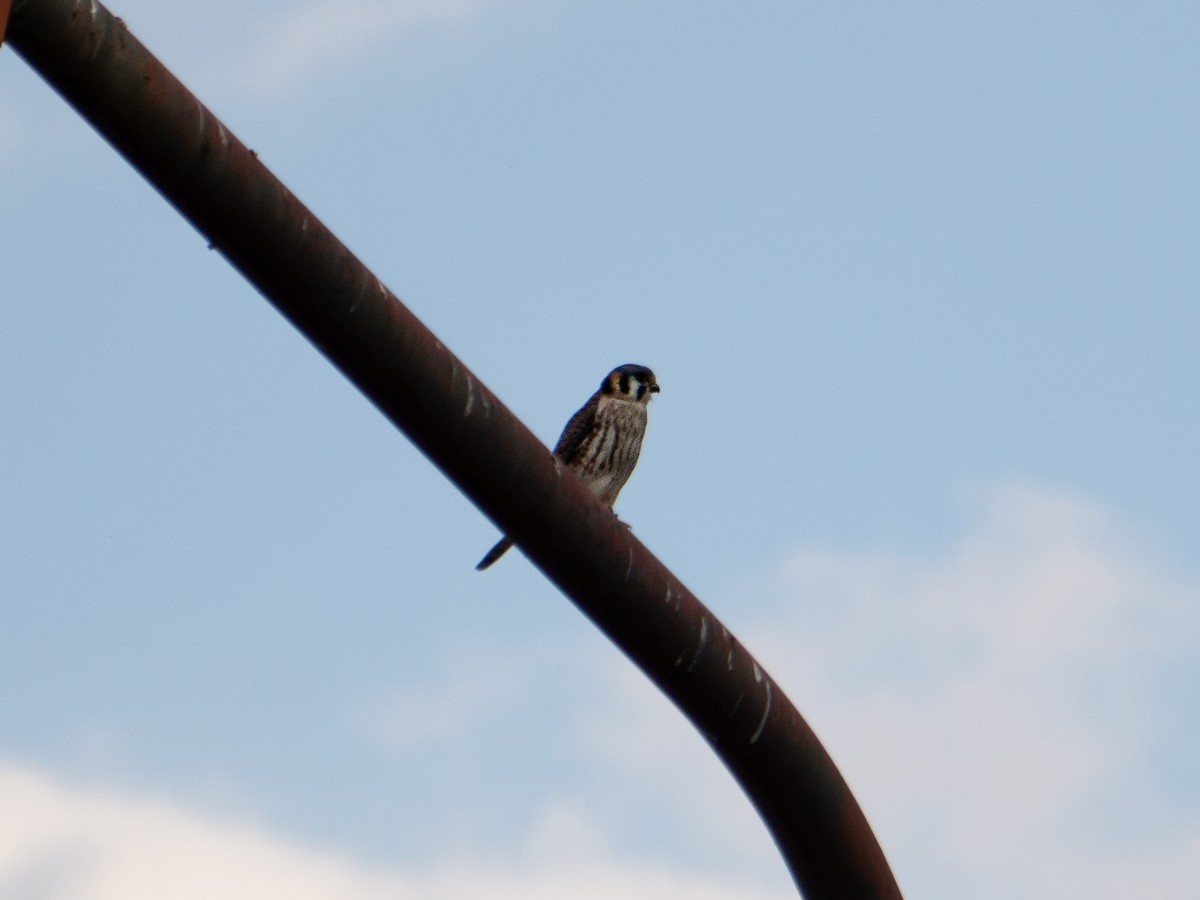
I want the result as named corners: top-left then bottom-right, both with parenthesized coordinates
top-left (582, 482), bottom-right (1200, 899)
top-left (0, 762), bottom-right (412, 900)
top-left (0, 760), bottom-right (785, 900)
top-left (5, 482), bottom-right (1194, 900)
top-left (352, 641), bottom-right (530, 751)
top-left (576, 662), bottom-right (789, 869)
top-left (233, 0), bottom-right (494, 96)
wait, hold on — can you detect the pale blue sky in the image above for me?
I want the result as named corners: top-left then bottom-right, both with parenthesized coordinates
top-left (2, 2), bottom-right (1198, 897)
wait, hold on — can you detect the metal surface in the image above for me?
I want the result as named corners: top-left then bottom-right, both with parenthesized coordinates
top-left (6, 2), bottom-right (903, 897)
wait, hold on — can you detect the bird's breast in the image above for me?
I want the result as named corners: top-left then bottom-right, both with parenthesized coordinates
top-left (576, 400), bottom-right (647, 505)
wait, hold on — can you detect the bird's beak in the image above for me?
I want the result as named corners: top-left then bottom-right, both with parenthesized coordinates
top-left (650, 383), bottom-right (661, 394)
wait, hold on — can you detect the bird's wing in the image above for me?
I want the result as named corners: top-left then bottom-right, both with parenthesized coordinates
top-left (552, 393), bottom-right (600, 464)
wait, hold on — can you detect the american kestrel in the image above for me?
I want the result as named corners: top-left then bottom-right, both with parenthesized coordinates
top-left (476, 363), bottom-right (661, 570)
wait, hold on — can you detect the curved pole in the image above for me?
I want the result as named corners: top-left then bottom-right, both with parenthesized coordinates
top-left (6, 3), bottom-right (902, 896)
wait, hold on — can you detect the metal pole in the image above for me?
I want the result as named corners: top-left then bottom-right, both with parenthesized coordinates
top-left (6, 2), bottom-right (902, 896)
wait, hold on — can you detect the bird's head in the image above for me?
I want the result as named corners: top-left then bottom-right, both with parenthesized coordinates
top-left (601, 364), bottom-right (660, 403)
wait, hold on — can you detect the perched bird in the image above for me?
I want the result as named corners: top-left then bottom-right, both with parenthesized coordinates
top-left (476, 363), bottom-right (660, 570)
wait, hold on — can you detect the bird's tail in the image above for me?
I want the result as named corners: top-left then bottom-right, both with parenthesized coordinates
top-left (476, 536), bottom-right (514, 571)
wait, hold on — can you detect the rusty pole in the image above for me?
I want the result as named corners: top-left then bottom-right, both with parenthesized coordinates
top-left (6, 2), bottom-right (902, 897)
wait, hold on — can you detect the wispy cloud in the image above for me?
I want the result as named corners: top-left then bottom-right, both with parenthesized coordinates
top-left (583, 482), bottom-right (1200, 899)
top-left (0, 762), bottom-right (411, 900)
top-left (232, 0), bottom-right (494, 96)
top-left (0, 760), bottom-right (785, 900)
top-left (5, 482), bottom-right (1195, 899)
top-left (764, 484), bottom-right (1200, 897)
top-left (351, 642), bottom-right (531, 751)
